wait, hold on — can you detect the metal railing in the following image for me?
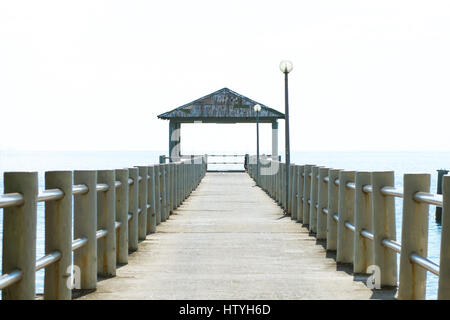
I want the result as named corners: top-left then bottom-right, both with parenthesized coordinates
top-left (0, 156), bottom-right (207, 300)
top-left (248, 155), bottom-right (450, 300)
top-left (160, 154), bottom-right (250, 171)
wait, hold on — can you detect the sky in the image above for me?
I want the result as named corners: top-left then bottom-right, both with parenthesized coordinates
top-left (1, 0), bottom-right (450, 154)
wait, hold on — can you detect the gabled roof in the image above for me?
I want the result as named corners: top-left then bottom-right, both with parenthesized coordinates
top-left (157, 88), bottom-right (284, 123)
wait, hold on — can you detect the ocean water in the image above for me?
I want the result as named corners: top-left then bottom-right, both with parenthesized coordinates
top-left (0, 150), bottom-right (449, 299)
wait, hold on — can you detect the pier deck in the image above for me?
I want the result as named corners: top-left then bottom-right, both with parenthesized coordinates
top-left (79, 172), bottom-right (396, 300)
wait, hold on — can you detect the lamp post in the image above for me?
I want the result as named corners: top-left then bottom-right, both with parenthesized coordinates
top-left (280, 60), bottom-right (293, 214)
top-left (254, 104), bottom-right (261, 186)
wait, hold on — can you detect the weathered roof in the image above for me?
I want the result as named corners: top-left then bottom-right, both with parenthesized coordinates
top-left (157, 88), bottom-right (284, 123)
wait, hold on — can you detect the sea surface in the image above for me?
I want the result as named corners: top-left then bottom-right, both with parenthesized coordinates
top-left (1, 150), bottom-right (449, 299)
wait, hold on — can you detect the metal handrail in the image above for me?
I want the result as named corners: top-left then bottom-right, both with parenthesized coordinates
top-left (36, 251), bottom-right (62, 271)
top-left (381, 186), bottom-right (403, 198)
top-left (72, 238), bottom-right (88, 251)
top-left (410, 253), bottom-right (440, 276)
top-left (414, 192), bottom-right (443, 206)
top-left (0, 193), bottom-right (24, 209)
top-left (0, 269), bottom-right (23, 290)
top-left (344, 221), bottom-right (355, 232)
top-left (381, 239), bottom-right (401, 254)
top-left (37, 189), bottom-right (64, 202)
top-left (96, 183), bottom-right (109, 192)
top-left (96, 229), bottom-right (108, 239)
top-left (346, 182), bottom-right (356, 190)
top-left (361, 229), bottom-right (374, 241)
top-left (73, 184), bottom-right (88, 195)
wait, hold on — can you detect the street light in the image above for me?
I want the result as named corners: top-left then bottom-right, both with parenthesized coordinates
top-left (254, 104), bottom-right (261, 186)
top-left (280, 60), bottom-right (293, 214)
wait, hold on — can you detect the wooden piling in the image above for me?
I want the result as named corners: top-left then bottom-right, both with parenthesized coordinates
top-left (398, 173), bottom-right (430, 299)
top-left (44, 171), bottom-right (73, 300)
top-left (74, 170), bottom-right (98, 289)
top-left (2, 172), bottom-right (38, 299)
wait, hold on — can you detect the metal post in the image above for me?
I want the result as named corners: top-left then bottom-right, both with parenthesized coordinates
top-left (256, 111), bottom-right (260, 186)
top-left (284, 71), bottom-right (291, 215)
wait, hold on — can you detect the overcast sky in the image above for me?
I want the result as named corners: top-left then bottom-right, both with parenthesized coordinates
top-left (1, 1), bottom-right (449, 154)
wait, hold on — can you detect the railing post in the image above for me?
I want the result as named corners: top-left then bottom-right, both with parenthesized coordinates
top-left (290, 164), bottom-right (297, 219)
top-left (336, 170), bottom-right (355, 263)
top-left (170, 163), bottom-right (175, 213)
top-left (127, 167), bottom-right (139, 251)
top-left (2, 172), bottom-right (38, 300)
top-left (371, 171), bottom-right (397, 287)
top-left (326, 169), bottom-right (340, 251)
top-left (44, 171), bottom-right (72, 300)
top-left (438, 175), bottom-right (450, 299)
top-left (160, 164), bottom-right (167, 222)
top-left (398, 173), bottom-right (430, 299)
top-left (176, 163), bottom-right (181, 207)
top-left (296, 165), bottom-right (304, 223)
top-left (115, 168), bottom-right (129, 264)
top-left (287, 164), bottom-right (293, 215)
top-left (317, 167), bottom-right (329, 240)
top-left (309, 166), bottom-right (321, 234)
top-left (154, 165), bottom-right (161, 225)
top-left (136, 166), bottom-right (148, 239)
top-left (147, 166), bottom-right (157, 233)
top-left (165, 163), bottom-right (170, 218)
top-left (302, 165), bottom-right (313, 226)
top-left (74, 170), bottom-right (97, 289)
top-left (97, 170), bottom-right (116, 276)
top-left (353, 171), bottom-right (372, 274)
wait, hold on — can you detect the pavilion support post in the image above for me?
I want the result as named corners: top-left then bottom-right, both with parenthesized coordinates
top-left (169, 121), bottom-right (181, 162)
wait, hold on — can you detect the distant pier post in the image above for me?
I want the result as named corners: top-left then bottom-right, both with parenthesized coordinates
top-left (436, 169), bottom-right (449, 222)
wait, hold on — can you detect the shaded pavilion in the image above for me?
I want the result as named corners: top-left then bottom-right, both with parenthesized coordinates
top-left (157, 87), bottom-right (284, 160)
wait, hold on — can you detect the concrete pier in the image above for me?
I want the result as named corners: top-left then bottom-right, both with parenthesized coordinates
top-left (78, 173), bottom-right (395, 300)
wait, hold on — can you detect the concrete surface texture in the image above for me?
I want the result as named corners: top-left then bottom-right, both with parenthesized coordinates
top-left (78, 172), bottom-right (396, 300)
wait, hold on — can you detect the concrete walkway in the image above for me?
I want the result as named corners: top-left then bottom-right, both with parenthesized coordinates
top-left (78, 172), bottom-right (396, 300)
